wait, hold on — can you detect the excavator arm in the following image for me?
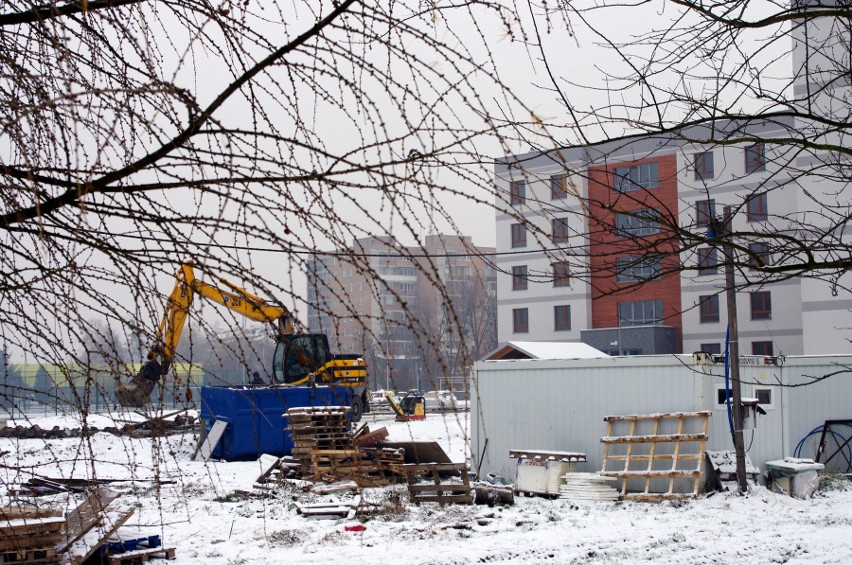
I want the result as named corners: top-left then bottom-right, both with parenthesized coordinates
top-left (116, 262), bottom-right (292, 407)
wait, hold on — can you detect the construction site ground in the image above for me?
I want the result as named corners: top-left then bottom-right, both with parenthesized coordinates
top-left (1, 409), bottom-right (851, 564)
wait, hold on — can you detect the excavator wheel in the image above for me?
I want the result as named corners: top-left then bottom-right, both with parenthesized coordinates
top-left (350, 396), bottom-right (364, 423)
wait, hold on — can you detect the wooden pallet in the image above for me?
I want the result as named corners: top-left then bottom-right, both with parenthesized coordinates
top-left (0, 507), bottom-right (66, 565)
top-left (402, 463), bottom-right (473, 505)
top-left (600, 411), bottom-right (710, 501)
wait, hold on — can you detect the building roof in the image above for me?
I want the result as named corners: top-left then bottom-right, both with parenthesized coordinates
top-left (484, 341), bottom-right (609, 361)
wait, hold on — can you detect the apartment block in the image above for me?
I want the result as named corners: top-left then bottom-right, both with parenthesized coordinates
top-left (308, 235), bottom-right (496, 392)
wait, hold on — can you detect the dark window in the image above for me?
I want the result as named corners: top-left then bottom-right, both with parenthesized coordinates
top-left (745, 144), bottom-right (766, 173)
top-left (694, 151), bottom-right (714, 180)
top-left (615, 209), bottom-right (660, 237)
top-left (695, 199), bottom-right (715, 227)
top-left (552, 261), bottom-right (571, 287)
top-left (718, 387), bottom-right (732, 405)
top-left (618, 299), bottom-right (663, 326)
top-left (551, 174), bottom-right (568, 199)
top-left (747, 193), bottom-right (768, 222)
top-left (511, 223), bottom-right (527, 248)
top-left (614, 162), bottom-right (659, 192)
top-left (698, 247), bottom-right (718, 275)
top-left (512, 265), bottom-right (528, 291)
top-left (552, 217), bottom-right (570, 242)
top-left (750, 291), bottom-right (772, 320)
top-left (700, 343), bottom-right (722, 355)
top-left (699, 295), bottom-right (720, 323)
top-left (554, 305), bottom-right (571, 331)
top-left (513, 308), bottom-right (529, 333)
top-left (748, 242), bottom-right (771, 268)
top-left (756, 388), bottom-right (772, 405)
top-left (616, 255), bottom-right (661, 283)
top-left (510, 180), bottom-right (525, 205)
top-left (752, 341), bottom-right (774, 356)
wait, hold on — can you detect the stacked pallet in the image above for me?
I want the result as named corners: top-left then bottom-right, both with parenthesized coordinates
top-left (559, 473), bottom-right (620, 502)
top-left (0, 506), bottom-right (65, 565)
top-left (402, 463), bottom-right (473, 505)
top-left (285, 407), bottom-right (397, 486)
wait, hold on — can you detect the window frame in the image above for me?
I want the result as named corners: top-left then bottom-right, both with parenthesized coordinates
top-left (695, 199), bottom-right (715, 227)
top-left (748, 242), bottom-right (771, 268)
top-left (699, 294), bottom-right (720, 323)
top-left (751, 341), bottom-right (774, 356)
top-left (510, 223), bottom-right (527, 248)
top-left (618, 299), bottom-right (664, 326)
top-left (554, 305), bottom-right (571, 331)
top-left (746, 192), bottom-right (768, 222)
top-left (750, 291), bottom-right (772, 320)
top-left (511, 265), bottom-right (528, 291)
top-left (694, 151), bottom-right (714, 180)
top-left (614, 209), bottom-right (661, 238)
top-left (510, 180), bottom-right (525, 205)
top-left (614, 162), bottom-right (659, 192)
top-left (552, 217), bottom-right (570, 243)
top-left (512, 308), bottom-right (529, 333)
top-left (552, 261), bottom-right (571, 287)
top-left (700, 343), bottom-right (722, 355)
top-left (550, 174), bottom-right (568, 200)
top-left (697, 247), bottom-right (718, 275)
top-left (745, 143), bottom-right (766, 173)
top-left (616, 255), bottom-right (662, 283)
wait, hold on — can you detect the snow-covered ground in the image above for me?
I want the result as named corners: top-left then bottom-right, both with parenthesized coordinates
top-left (2, 409), bottom-right (851, 564)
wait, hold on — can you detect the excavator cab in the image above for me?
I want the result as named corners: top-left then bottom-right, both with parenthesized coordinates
top-left (271, 334), bottom-right (331, 385)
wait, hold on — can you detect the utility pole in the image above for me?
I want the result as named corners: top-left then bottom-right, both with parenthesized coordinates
top-left (717, 205), bottom-right (749, 493)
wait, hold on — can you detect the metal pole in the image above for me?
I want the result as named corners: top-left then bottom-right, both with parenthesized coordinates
top-left (721, 205), bottom-right (749, 493)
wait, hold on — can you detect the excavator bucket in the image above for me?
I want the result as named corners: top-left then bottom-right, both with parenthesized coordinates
top-left (115, 377), bottom-right (156, 408)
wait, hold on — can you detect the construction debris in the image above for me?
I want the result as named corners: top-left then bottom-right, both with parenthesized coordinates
top-left (0, 506), bottom-right (65, 565)
top-left (402, 463), bottom-right (473, 505)
top-left (559, 473), bottom-right (620, 502)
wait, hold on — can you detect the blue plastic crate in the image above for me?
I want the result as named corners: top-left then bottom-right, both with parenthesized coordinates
top-left (199, 385), bottom-right (354, 461)
top-left (98, 535), bottom-right (161, 556)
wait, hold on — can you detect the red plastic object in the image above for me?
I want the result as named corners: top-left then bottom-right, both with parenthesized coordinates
top-left (344, 524), bottom-right (366, 532)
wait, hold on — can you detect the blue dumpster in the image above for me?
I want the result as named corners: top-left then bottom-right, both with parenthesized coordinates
top-left (199, 385), bottom-right (353, 461)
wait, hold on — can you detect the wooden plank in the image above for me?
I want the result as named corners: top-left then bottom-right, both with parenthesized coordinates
top-left (411, 495), bottom-right (473, 504)
top-left (601, 433), bottom-right (708, 444)
top-left (71, 508), bottom-right (136, 565)
top-left (107, 547), bottom-right (175, 564)
top-left (604, 411), bottom-right (712, 422)
top-left (600, 470), bottom-right (701, 479)
top-left (57, 487), bottom-right (121, 554)
top-left (0, 532), bottom-right (64, 552)
top-left (194, 420), bottom-right (228, 462)
top-left (0, 508), bottom-right (62, 521)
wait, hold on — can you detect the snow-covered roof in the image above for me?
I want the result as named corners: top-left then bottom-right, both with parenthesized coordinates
top-left (483, 341), bottom-right (609, 361)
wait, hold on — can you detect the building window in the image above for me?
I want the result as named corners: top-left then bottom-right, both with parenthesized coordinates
top-left (699, 295), bottom-right (720, 323)
top-left (747, 192), bottom-right (768, 222)
top-left (552, 261), bottom-right (571, 287)
top-left (755, 387), bottom-right (773, 408)
top-left (750, 291), bottom-right (772, 320)
top-left (618, 299), bottom-right (663, 326)
top-left (615, 209), bottom-right (660, 237)
top-left (510, 180), bottom-right (525, 205)
top-left (700, 343), bottom-right (722, 355)
top-left (616, 255), bottom-right (661, 283)
top-left (552, 217), bottom-right (570, 242)
top-left (748, 242), bottom-right (771, 268)
top-left (614, 162), bottom-right (659, 192)
top-left (513, 308), bottom-right (529, 333)
top-left (512, 265), bottom-right (528, 291)
top-left (554, 305), bottom-right (571, 331)
top-left (694, 151), bottom-right (714, 180)
top-left (511, 223), bottom-right (527, 248)
top-left (551, 174), bottom-right (568, 199)
top-left (695, 199), bottom-right (715, 227)
top-left (745, 143), bottom-right (766, 173)
top-left (752, 341), bottom-right (774, 356)
top-left (698, 247), bottom-right (718, 275)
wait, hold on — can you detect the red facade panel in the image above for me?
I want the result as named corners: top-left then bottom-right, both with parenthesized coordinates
top-left (587, 154), bottom-right (683, 346)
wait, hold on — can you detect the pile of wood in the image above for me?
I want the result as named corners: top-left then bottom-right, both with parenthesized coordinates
top-left (284, 407), bottom-right (397, 487)
top-left (0, 506), bottom-right (65, 564)
top-left (402, 463), bottom-right (473, 505)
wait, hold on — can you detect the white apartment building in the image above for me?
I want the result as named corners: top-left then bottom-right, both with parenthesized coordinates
top-left (494, 8), bottom-right (852, 357)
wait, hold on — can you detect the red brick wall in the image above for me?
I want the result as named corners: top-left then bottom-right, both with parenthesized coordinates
top-left (587, 154), bottom-right (683, 347)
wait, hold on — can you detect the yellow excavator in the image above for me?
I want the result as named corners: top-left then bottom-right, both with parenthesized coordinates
top-left (115, 262), bottom-right (370, 420)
